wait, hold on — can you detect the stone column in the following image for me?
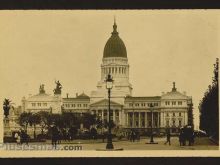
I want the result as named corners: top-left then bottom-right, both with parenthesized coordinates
top-left (120, 109), bottom-right (123, 126)
top-left (126, 112), bottom-right (128, 127)
top-left (157, 112), bottom-right (160, 128)
top-left (145, 112), bottom-right (148, 128)
top-left (101, 110), bottom-right (104, 121)
top-left (119, 109), bottom-right (122, 125)
top-left (152, 112), bottom-right (154, 128)
top-left (113, 110), bottom-right (116, 123)
top-left (138, 112), bottom-right (141, 128)
top-left (160, 112), bottom-right (164, 128)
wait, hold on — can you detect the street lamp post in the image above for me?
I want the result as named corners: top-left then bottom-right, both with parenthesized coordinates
top-left (150, 103), bottom-right (154, 143)
top-left (132, 102), bottom-right (135, 128)
top-left (146, 103), bottom-right (158, 144)
top-left (96, 73), bottom-right (123, 151)
top-left (105, 73), bottom-right (114, 149)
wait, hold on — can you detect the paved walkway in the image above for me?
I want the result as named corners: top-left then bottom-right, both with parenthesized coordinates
top-left (50, 137), bottom-right (219, 150)
top-left (4, 137), bottom-right (218, 150)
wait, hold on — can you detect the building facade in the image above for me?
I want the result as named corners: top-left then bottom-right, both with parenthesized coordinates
top-left (19, 21), bottom-right (193, 133)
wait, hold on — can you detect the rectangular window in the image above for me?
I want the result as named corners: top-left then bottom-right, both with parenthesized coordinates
top-left (165, 101), bottom-right (170, 105)
top-left (179, 120), bottom-right (182, 126)
top-left (32, 103), bottom-right (36, 107)
top-left (179, 113), bottom-right (181, 116)
top-left (37, 103), bottom-right (41, 106)
top-left (173, 113), bottom-right (175, 116)
top-left (172, 101), bottom-right (176, 105)
top-left (166, 113), bottom-right (169, 117)
top-left (135, 103), bottom-right (139, 107)
top-left (129, 103), bottom-right (133, 107)
top-left (154, 103), bottom-right (158, 106)
top-left (178, 101), bottom-right (182, 105)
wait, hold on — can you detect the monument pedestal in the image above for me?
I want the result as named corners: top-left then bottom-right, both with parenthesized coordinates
top-left (4, 117), bottom-right (11, 137)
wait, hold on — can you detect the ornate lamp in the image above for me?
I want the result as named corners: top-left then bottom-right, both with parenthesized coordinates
top-left (105, 73), bottom-right (114, 149)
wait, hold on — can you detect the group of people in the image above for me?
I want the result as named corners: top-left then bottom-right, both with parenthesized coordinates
top-left (128, 129), bottom-right (140, 142)
top-left (51, 125), bottom-right (78, 148)
top-left (14, 129), bottom-right (29, 145)
top-left (179, 126), bottom-right (195, 146)
top-left (164, 126), bottom-right (195, 146)
top-left (51, 126), bottom-right (78, 147)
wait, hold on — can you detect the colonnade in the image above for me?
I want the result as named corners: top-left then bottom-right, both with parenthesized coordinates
top-left (125, 112), bottom-right (160, 128)
top-left (91, 109), bottom-right (121, 125)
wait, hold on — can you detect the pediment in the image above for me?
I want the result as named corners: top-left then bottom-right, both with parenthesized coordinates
top-left (90, 99), bottom-right (122, 107)
top-left (161, 91), bottom-right (188, 100)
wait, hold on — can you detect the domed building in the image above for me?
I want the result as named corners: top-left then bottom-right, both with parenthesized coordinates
top-left (18, 20), bottom-right (193, 134)
top-left (91, 20), bottom-right (132, 105)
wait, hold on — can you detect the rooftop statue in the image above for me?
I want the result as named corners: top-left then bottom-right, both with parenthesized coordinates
top-left (39, 84), bottom-right (45, 94)
top-left (54, 80), bottom-right (62, 95)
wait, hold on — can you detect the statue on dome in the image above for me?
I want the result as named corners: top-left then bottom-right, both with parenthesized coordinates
top-left (54, 80), bottom-right (62, 95)
top-left (172, 82), bottom-right (177, 92)
top-left (39, 84), bottom-right (45, 94)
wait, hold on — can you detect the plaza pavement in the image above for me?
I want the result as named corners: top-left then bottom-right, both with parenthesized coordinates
top-left (50, 137), bottom-right (219, 150)
top-left (4, 137), bottom-right (218, 150)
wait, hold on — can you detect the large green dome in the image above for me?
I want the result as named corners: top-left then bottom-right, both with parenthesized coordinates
top-left (103, 22), bottom-right (127, 58)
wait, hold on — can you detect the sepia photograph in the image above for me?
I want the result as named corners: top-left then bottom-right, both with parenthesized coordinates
top-left (0, 10), bottom-right (219, 156)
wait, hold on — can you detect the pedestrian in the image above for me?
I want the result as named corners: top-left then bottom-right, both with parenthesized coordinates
top-left (15, 132), bottom-right (21, 145)
top-left (51, 125), bottom-right (59, 149)
top-left (179, 128), bottom-right (184, 146)
top-left (131, 130), bottom-right (136, 142)
top-left (129, 130), bottom-right (132, 142)
top-left (21, 129), bottom-right (29, 145)
top-left (164, 130), bottom-right (171, 145)
top-left (136, 131), bottom-right (140, 142)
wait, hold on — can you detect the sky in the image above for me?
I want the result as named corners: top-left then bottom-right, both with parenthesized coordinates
top-left (0, 10), bottom-right (219, 129)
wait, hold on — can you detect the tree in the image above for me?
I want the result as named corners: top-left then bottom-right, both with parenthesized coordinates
top-left (61, 112), bottom-right (79, 129)
top-left (199, 58), bottom-right (219, 140)
top-left (81, 113), bottom-right (96, 129)
top-left (37, 111), bottom-right (51, 134)
top-left (29, 113), bottom-right (41, 139)
top-left (3, 99), bottom-right (11, 118)
top-left (19, 112), bottom-right (32, 132)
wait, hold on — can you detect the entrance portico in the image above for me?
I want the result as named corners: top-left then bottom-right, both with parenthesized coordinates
top-left (90, 99), bottom-right (123, 126)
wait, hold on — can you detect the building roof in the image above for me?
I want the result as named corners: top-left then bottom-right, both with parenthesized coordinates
top-left (76, 92), bottom-right (90, 99)
top-left (103, 21), bottom-right (127, 58)
top-left (125, 96), bottom-right (161, 101)
top-left (27, 93), bottom-right (55, 102)
top-left (63, 92), bottom-right (90, 101)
